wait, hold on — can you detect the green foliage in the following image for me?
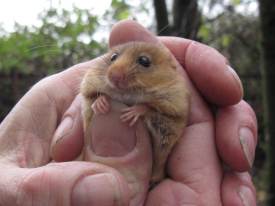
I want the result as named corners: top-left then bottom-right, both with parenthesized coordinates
top-left (231, 0), bottom-right (241, 5)
top-left (0, 7), bottom-right (105, 75)
top-left (198, 23), bottom-right (211, 40)
top-left (111, 0), bottom-right (130, 20)
top-left (220, 34), bottom-right (231, 47)
top-left (0, 6), bottom-right (107, 120)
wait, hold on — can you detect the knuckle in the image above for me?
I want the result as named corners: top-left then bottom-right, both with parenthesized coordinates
top-left (17, 168), bottom-right (52, 206)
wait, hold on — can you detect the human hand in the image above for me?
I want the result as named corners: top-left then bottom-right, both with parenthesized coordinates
top-left (105, 20), bottom-right (257, 206)
top-left (0, 20), bottom-right (257, 206)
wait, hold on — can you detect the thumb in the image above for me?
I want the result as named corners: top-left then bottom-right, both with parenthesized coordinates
top-left (51, 96), bottom-right (152, 205)
top-left (2, 162), bottom-right (130, 206)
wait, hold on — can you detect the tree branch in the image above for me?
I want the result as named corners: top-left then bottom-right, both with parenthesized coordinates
top-left (172, 0), bottom-right (201, 39)
top-left (153, 0), bottom-right (170, 35)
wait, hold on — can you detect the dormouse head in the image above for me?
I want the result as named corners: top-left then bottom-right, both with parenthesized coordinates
top-left (104, 42), bottom-right (177, 91)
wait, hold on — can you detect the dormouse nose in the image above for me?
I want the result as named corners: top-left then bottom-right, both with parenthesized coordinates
top-left (108, 70), bottom-right (128, 89)
top-left (110, 72), bottom-right (126, 83)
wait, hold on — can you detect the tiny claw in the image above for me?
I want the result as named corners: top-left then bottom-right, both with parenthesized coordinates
top-left (129, 115), bottom-right (139, 127)
top-left (101, 96), bottom-right (109, 107)
top-left (120, 112), bottom-right (134, 122)
top-left (91, 95), bottom-right (110, 114)
top-left (120, 104), bottom-right (148, 126)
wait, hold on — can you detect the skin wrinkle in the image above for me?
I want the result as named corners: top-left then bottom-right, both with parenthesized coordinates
top-left (11, 91), bottom-right (56, 167)
top-left (19, 86), bottom-right (57, 140)
top-left (0, 116), bottom-right (35, 167)
top-left (176, 166), bottom-right (214, 197)
top-left (16, 169), bottom-right (36, 206)
top-left (9, 124), bottom-right (50, 167)
top-left (59, 69), bottom-right (82, 95)
top-left (25, 108), bottom-right (54, 165)
top-left (148, 180), bottom-right (200, 206)
top-left (16, 132), bottom-right (36, 168)
top-left (0, 169), bottom-right (15, 204)
top-left (42, 82), bottom-right (61, 123)
top-left (170, 185), bottom-right (199, 206)
top-left (44, 76), bottom-right (74, 119)
top-left (20, 103), bottom-right (44, 141)
top-left (17, 167), bottom-right (61, 206)
top-left (24, 137), bottom-right (49, 167)
top-left (174, 39), bottom-right (193, 69)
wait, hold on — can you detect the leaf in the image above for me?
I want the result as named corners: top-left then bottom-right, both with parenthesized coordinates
top-left (221, 35), bottom-right (231, 47)
top-left (117, 9), bottom-right (130, 20)
top-left (231, 0), bottom-right (241, 5)
top-left (198, 24), bottom-right (211, 40)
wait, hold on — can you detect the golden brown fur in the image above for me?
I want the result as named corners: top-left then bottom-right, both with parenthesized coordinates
top-left (81, 41), bottom-right (190, 184)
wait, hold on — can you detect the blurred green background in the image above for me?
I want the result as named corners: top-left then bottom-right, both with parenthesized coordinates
top-left (0, 0), bottom-right (274, 205)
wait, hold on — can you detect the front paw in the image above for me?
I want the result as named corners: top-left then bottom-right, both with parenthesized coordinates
top-left (91, 95), bottom-right (110, 114)
top-left (120, 104), bottom-right (148, 126)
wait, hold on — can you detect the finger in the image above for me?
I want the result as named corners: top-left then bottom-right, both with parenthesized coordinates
top-left (167, 122), bottom-right (223, 205)
top-left (222, 172), bottom-right (256, 206)
top-left (84, 100), bottom-right (152, 205)
top-left (0, 162), bottom-right (130, 206)
top-left (158, 36), bottom-right (243, 106)
top-left (51, 95), bottom-right (83, 161)
top-left (216, 100), bottom-right (257, 171)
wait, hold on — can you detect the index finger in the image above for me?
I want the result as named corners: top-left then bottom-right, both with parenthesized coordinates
top-left (110, 23), bottom-right (243, 106)
top-left (159, 37), bottom-right (243, 106)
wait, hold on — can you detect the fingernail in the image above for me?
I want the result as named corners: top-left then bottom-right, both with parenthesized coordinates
top-left (54, 116), bottom-right (73, 144)
top-left (72, 173), bottom-right (121, 206)
top-left (239, 127), bottom-right (255, 168)
top-left (238, 186), bottom-right (255, 206)
top-left (227, 65), bottom-right (244, 97)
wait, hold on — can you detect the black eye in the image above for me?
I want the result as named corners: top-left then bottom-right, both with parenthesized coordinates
top-left (137, 56), bottom-right (151, 67)
top-left (110, 53), bottom-right (118, 62)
